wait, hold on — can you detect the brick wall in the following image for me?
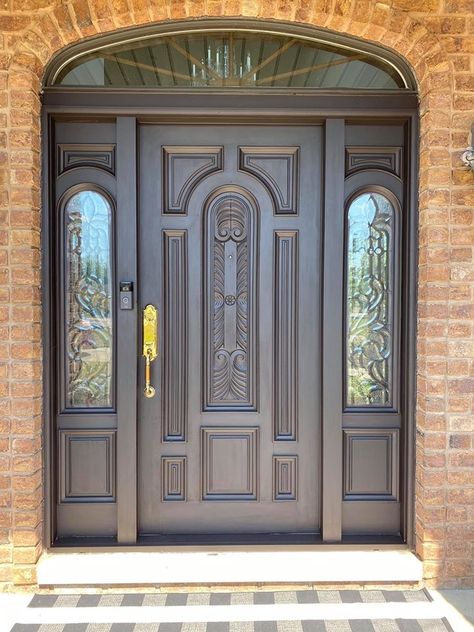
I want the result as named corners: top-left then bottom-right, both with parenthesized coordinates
top-left (0, 0), bottom-right (473, 589)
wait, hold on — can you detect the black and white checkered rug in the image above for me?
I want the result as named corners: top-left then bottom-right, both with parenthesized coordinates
top-left (27, 590), bottom-right (433, 608)
top-left (7, 590), bottom-right (454, 632)
top-left (10, 620), bottom-right (454, 632)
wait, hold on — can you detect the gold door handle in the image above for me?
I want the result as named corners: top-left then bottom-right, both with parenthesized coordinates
top-left (143, 304), bottom-right (158, 398)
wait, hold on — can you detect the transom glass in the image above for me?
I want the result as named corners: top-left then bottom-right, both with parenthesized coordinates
top-left (54, 31), bottom-right (406, 89)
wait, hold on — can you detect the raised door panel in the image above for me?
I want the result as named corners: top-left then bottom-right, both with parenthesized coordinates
top-left (202, 427), bottom-right (258, 501)
top-left (273, 456), bottom-right (298, 501)
top-left (162, 230), bottom-right (188, 441)
top-left (162, 457), bottom-right (187, 501)
top-left (239, 147), bottom-right (299, 214)
top-left (59, 429), bottom-right (116, 503)
top-left (345, 147), bottom-right (402, 178)
top-left (57, 143), bottom-right (116, 176)
top-left (274, 231), bottom-right (298, 440)
top-left (162, 146), bottom-right (223, 214)
top-left (343, 428), bottom-right (399, 501)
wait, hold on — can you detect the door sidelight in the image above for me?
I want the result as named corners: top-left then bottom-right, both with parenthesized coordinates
top-left (143, 304), bottom-right (158, 398)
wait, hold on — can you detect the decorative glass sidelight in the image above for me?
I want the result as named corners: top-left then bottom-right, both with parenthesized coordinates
top-left (64, 189), bottom-right (113, 408)
top-left (53, 31), bottom-right (406, 89)
top-left (346, 191), bottom-right (395, 408)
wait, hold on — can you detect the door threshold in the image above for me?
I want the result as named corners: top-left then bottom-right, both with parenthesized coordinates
top-left (37, 546), bottom-right (423, 588)
top-left (53, 534), bottom-right (404, 547)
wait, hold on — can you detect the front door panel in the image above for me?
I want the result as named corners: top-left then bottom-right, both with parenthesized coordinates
top-left (138, 125), bottom-right (322, 535)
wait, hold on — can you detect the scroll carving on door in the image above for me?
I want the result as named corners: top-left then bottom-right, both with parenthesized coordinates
top-left (204, 186), bottom-right (258, 410)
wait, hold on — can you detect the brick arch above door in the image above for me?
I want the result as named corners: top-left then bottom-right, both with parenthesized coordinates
top-left (2, 0), bottom-right (471, 589)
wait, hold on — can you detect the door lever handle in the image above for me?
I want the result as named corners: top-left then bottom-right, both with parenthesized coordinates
top-left (142, 304), bottom-right (158, 398)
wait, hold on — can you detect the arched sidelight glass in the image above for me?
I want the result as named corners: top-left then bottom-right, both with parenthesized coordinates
top-left (345, 191), bottom-right (397, 408)
top-left (52, 30), bottom-right (407, 89)
top-left (63, 189), bottom-right (114, 409)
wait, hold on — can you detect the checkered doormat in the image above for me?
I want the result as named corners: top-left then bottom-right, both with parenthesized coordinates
top-left (8, 590), bottom-right (453, 632)
top-left (10, 621), bottom-right (454, 632)
top-left (27, 591), bottom-right (433, 608)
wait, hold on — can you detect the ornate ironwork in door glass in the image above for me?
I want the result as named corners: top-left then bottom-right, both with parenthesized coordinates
top-left (64, 190), bottom-right (113, 408)
top-left (204, 188), bottom-right (257, 409)
top-left (346, 192), bottom-right (395, 407)
top-left (53, 31), bottom-right (405, 89)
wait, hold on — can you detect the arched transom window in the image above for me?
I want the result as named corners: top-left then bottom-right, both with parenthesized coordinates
top-left (49, 29), bottom-right (410, 89)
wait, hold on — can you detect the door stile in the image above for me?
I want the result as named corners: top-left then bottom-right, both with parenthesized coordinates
top-left (322, 118), bottom-right (345, 542)
top-left (402, 114), bottom-right (418, 547)
top-left (42, 111), bottom-right (54, 546)
top-left (116, 116), bottom-right (138, 543)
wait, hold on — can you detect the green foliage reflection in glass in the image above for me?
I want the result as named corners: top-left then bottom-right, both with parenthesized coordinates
top-left (346, 192), bottom-right (394, 407)
top-left (56, 31), bottom-right (405, 89)
top-left (65, 191), bottom-right (113, 408)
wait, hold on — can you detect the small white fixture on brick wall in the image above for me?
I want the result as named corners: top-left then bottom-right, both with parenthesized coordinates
top-left (461, 125), bottom-right (474, 171)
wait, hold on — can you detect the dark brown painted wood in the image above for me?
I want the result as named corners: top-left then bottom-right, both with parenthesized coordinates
top-left (403, 114), bottom-right (418, 548)
top-left (274, 231), bottom-right (298, 440)
top-left (162, 146), bottom-right (223, 214)
top-left (322, 118), bottom-right (345, 542)
top-left (42, 90), bottom-right (418, 118)
top-left (44, 108), bottom-right (417, 547)
top-left (138, 124), bottom-right (322, 535)
top-left (273, 456), bottom-right (298, 501)
top-left (42, 109), bottom-right (55, 546)
top-left (162, 457), bottom-right (187, 501)
top-left (116, 116), bottom-right (138, 543)
top-left (162, 230), bottom-right (188, 441)
top-left (56, 143), bottom-right (116, 176)
top-left (59, 430), bottom-right (116, 502)
top-left (343, 429), bottom-right (399, 500)
top-left (341, 122), bottom-right (404, 536)
top-left (53, 121), bottom-right (118, 540)
top-left (239, 147), bottom-right (299, 215)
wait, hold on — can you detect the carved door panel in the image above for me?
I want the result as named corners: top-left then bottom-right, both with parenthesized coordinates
top-left (138, 125), bottom-right (322, 535)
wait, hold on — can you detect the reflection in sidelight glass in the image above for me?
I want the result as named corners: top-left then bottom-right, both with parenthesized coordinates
top-left (54, 31), bottom-right (406, 89)
top-left (64, 190), bottom-right (113, 408)
top-left (346, 192), bottom-right (394, 407)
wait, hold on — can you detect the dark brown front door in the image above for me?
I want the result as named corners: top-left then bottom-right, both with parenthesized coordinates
top-left (138, 125), bottom-right (322, 535)
top-left (51, 114), bottom-right (412, 544)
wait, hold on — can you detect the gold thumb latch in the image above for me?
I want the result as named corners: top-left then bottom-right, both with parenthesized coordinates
top-left (142, 304), bottom-right (158, 398)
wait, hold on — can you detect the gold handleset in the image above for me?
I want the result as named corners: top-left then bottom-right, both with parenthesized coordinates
top-left (142, 304), bottom-right (158, 398)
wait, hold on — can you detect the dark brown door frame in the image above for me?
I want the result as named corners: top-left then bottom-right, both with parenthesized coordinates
top-left (41, 93), bottom-right (418, 549)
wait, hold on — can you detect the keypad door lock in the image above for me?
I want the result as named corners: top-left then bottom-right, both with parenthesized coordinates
top-left (119, 281), bottom-right (134, 310)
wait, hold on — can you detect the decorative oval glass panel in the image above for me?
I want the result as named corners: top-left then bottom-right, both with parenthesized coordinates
top-left (53, 31), bottom-right (406, 89)
top-left (346, 191), bottom-right (395, 408)
top-left (64, 190), bottom-right (113, 408)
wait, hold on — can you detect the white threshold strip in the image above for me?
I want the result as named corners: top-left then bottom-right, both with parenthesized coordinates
top-left (13, 602), bottom-right (447, 624)
top-left (37, 549), bottom-right (423, 585)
